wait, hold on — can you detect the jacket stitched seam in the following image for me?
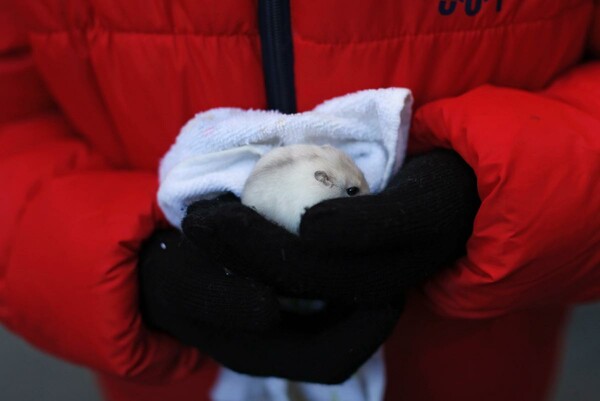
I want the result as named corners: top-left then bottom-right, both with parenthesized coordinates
top-left (293, 0), bottom-right (590, 46)
top-left (28, 29), bottom-right (259, 38)
top-left (25, 1), bottom-right (587, 40)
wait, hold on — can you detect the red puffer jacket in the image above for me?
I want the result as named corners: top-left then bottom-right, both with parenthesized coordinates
top-left (1, 1), bottom-right (599, 400)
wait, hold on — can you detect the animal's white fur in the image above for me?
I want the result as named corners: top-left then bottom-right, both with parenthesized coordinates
top-left (241, 144), bottom-right (370, 234)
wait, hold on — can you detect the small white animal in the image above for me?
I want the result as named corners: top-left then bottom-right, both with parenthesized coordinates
top-left (241, 144), bottom-right (370, 234)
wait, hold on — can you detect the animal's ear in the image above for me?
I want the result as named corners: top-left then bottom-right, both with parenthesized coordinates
top-left (314, 170), bottom-right (333, 187)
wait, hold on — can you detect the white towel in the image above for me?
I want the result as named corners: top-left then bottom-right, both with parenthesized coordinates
top-left (157, 88), bottom-right (413, 401)
top-left (211, 348), bottom-right (386, 401)
top-left (158, 88), bottom-right (413, 228)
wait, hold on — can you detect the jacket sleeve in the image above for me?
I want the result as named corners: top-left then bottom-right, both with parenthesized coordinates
top-left (411, 60), bottom-right (600, 319)
top-left (0, 8), bottom-right (206, 381)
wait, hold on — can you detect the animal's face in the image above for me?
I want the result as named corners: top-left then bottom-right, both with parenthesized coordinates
top-left (241, 144), bottom-right (371, 234)
top-left (311, 145), bottom-right (370, 198)
top-left (313, 169), bottom-right (369, 198)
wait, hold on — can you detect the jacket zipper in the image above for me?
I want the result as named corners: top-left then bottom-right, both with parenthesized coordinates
top-left (258, 0), bottom-right (297, 114)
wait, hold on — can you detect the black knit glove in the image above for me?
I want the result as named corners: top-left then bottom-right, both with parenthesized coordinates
top-left (138, 225), bottom-right (402, 384)
top-left (138, 228), bottom-right (279, 333)
top-left (300, 149), bottom-right (480, 255)
top-left (182, 149), bottom-right (479, 306)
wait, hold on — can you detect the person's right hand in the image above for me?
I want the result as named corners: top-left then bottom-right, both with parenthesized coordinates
top-left (138, 226), bottom-right (402, 384)
top-left (138, 228), bottom-right (280, 333)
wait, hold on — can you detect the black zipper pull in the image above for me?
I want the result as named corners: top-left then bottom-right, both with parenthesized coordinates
top-left (258, 0), bottom-right (297, 114)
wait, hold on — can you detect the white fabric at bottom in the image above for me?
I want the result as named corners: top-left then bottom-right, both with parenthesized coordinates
top-left (211, 348), bottom-right (386, 401)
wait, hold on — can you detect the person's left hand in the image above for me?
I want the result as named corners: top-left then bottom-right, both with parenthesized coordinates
top-left (182, 149), bottom-right (479, 306)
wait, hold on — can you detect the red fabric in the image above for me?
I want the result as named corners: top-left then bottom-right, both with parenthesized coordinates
top-left (590, 1), bottom-right (600, 57)
top-left (384, 292), bottom-right (568, 401)
top-left (0, 0), bottom-right (53, 124)
top-left (4, 172), bottom-right (210, 380)
top-left (0, 114), bottom-right (102, 282)
top-left (291, 0), bottom-right (590, 110)
top-left (1, 1), bottom-right (599, 400)
top-left (412, 63), bottom-right (600, 318)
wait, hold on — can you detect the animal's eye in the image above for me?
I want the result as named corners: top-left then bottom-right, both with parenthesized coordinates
top-left (346, 187), bottom-right (359, 196)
